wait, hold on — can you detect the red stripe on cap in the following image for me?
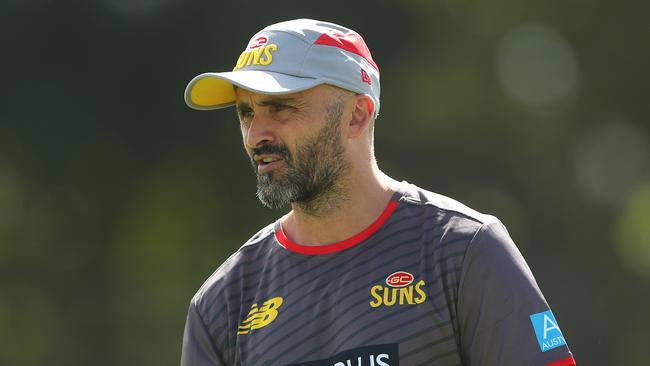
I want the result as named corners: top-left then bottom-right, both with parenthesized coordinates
top-left (276, 201), bottom-right (398, 255)
top-left (314, 32), bottom-right (379, 71)
top-left (546, 356), bottom-right (576, 366)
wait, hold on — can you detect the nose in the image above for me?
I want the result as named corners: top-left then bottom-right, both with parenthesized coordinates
top-left (243, 112), bottom-right (275, 149)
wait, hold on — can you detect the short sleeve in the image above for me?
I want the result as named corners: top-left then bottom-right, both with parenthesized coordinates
top-left (181, 301), bottom-right (227, 366)
top-left (457, 221), bottom-right (575, 366)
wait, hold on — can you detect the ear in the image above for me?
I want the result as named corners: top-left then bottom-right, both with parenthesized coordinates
top-left (347, 94), bottom-right (374, 139)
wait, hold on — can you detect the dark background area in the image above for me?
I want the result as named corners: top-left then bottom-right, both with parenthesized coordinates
top-left (1, 0), bottom-right (649, 365)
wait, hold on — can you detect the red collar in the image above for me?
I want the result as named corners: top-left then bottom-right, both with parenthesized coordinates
top-left (275, 200), bottom-right (399, 255)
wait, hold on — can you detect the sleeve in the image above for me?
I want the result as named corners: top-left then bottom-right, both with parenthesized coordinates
top-left (181, 300), bottom-right (227, 366)
top-left (457, 221), bottom-right (576, 366)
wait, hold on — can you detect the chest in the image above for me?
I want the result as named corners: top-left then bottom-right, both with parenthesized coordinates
top-left (231, 250), bottom-right (463, 366)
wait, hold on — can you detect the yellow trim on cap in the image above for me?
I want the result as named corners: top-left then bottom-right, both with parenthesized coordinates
top-left (190, 77), bottom-right (236, 107)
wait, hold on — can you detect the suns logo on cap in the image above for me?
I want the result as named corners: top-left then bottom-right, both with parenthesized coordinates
top-left (233, 36), bottom-right (278, 71)
top-left (248, 36), bottom-right (268, 49)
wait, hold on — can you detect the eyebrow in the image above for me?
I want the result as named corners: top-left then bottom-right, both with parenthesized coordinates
top-left (236, 97), bottom-right (296, 110)
top-left (235, 102), bottom-right (251, 111)
top-left (255, 97), bottom-right (296, 107)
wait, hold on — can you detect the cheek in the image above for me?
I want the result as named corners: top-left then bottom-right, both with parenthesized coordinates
top-left (240, 125), bottom-right (250, 144)
top-left (240, 127), bottom-right (253, 155)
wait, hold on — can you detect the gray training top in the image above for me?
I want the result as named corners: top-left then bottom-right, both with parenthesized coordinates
top-left (181, 182), bottom-right (575, 366)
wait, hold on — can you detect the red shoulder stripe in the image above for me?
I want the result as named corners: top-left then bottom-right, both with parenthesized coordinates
top-left (546, 356), bottom-right (576, 366)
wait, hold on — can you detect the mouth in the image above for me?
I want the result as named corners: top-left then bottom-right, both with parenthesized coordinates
top-left (255, 155), bottom-right (285, 174)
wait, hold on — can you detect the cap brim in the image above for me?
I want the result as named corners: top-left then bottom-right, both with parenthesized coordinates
top-left (184, 71), bottom-right (322, 110)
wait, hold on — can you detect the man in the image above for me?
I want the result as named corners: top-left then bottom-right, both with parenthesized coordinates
top-left (181, 19), bottom-right (576, 366)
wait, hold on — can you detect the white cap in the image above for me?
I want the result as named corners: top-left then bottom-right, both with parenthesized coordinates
top-left (184, 19), bottom-right (380, 116)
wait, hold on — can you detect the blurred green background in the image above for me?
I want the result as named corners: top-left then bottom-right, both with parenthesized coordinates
top-left (1, 0), bottom-right (649, 365)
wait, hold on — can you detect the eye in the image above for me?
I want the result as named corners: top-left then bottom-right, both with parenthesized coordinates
top-left (237, 107), bottom-right (254, 124)
top-left (270, 103), bottom-right (294, 114)
top-left (272, 104), bottom-right (289, 112)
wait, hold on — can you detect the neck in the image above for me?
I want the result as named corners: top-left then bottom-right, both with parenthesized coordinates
top-left (291, 171), bottom-right (350, 218)
top-left (281, 165), bottom-right (401, 246)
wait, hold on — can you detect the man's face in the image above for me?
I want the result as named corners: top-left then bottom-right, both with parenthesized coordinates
top-left (235, 85), bottom-right (352, 211)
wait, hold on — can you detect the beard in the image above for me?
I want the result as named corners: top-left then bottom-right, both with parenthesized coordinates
top-left (250, 100), bottom-right (349, 215)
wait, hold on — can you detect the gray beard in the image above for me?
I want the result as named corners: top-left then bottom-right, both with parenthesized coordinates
top-left (254, 100), bottom-right (349, 216)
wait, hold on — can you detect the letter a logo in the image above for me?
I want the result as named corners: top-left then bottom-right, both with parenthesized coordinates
top-left (543, 313), bottom-right (560, 339)
top-left (530, 310), bottom-right (567, 352)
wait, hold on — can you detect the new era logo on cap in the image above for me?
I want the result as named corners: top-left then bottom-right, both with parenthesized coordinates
top-left (361, 68), bottom-right (372, 85)
top-left (184, 19), bottom-right (380, 117)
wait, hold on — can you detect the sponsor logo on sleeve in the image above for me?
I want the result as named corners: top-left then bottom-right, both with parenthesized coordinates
top-left (369, 271), bottom-right (426, 308)
top-left (237, 296), bottom-right (283, 335)
top-left (529, 310), bottom-right (567, 352)
top-left (286, 344), bottom-right (399, 366)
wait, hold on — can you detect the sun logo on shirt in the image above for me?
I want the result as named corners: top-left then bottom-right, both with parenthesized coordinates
top-left (369, 271), bottom-right (427, 308)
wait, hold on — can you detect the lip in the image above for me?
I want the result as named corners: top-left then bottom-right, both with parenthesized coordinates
top-left (253, 154), bottom-right (285, 174)
top-left (257, 159), bottom-right (284, 174)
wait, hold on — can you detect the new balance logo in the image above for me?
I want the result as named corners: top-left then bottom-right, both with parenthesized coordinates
top-left (237, 296), bottom-right (283, 335)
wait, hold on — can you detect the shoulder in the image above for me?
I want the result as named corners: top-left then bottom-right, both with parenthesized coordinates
top-left (396, 181), bottom-right (501, 235)
top-left (190, 221), bottom-right (277, 309)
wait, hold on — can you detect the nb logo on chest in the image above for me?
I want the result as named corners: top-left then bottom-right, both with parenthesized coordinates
top-left (237, 296), bottom-right (283, 335)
